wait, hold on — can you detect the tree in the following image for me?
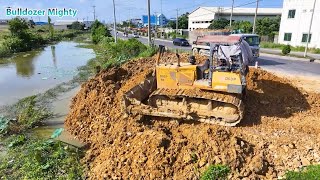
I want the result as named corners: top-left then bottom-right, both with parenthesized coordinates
top-left (232, 21), bottom-right (253, 33)
top-left (91, 20), bottom-right (111, 44)
top-left (255, 16), bottom-right (281, 37)
top-left (70, 21), bottom-right (85, 30)
top-left (178, 12), bottom-right (189, 29)
top-left (208, 18), bottom-right (229, 30)
top-left (166, 12), bottom-right (189, 29)
top-left (166, 20), bottom-right (176, 29)
top-left (8, 18), bottom-right (29, 37)
top-left (47, 16), bottom-right (54, 39)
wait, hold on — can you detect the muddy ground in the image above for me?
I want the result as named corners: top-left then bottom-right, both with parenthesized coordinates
top-left (65, 53), bottom-right (320, 179)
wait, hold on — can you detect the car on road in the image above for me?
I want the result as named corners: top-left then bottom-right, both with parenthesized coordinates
top-left (133, 33), bottom-right (139, 38)
top-left (173, 38), bottom-right (190, 46)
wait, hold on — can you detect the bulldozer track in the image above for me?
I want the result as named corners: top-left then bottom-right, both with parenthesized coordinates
top-left (149, 88), bottom-right (244, 126)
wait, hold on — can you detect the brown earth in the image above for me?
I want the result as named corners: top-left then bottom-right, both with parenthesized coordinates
top-left (65, 54), bottom-right (320, 179)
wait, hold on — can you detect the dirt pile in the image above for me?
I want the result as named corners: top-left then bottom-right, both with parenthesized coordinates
top-left (65, 54), bottom-right (320, 179)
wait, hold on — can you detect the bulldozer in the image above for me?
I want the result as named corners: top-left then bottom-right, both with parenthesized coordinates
top-left (122, 36), bottom-right (250, 126)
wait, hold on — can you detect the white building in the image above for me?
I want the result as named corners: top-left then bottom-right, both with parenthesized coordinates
top-left (188, 7), bottom-right (282, 31)
top-left (278, 0), bottom-right (319, 48)
top-left (54, 20), bottom-right (94, 30)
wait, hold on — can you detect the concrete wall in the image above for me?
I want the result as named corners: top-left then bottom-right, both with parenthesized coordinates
top-left (278, 0), bottom-right (320, 48)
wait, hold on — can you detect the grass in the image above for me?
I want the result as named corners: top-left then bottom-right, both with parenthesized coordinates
top-left (0, 96), bottom-right (52, 136)
top-left (0, 134), bottom-right (84, 179)
top-left (285, 165), bottom-right (320, 180)
top-left (201, 164), bottom-right (230, 180)
top-left (260, 42), bottom-right (320, 54)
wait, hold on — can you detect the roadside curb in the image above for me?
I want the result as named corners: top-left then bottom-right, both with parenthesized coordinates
top-left (260, 53), bottom-right (320, 64)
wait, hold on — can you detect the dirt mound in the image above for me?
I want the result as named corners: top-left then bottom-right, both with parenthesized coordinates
top-left (65, 54), bottom-right (320, 179)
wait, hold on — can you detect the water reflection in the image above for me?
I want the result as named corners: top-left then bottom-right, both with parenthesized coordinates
top-left (0, 41), bottom-right (95, 106)
top-left (14, 51), bottom-right (39, 77)
top-left (51, 45), bottom-right (57, 68)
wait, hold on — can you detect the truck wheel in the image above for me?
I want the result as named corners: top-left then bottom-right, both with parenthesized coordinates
top-left (193, 48), bottom-right (199, 55)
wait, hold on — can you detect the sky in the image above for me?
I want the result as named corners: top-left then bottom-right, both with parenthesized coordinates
top-left (0, 0), bottom-right (283, 23)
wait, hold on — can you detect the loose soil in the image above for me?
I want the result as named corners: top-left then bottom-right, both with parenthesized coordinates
top-left (65, 53), bottom-right (320, 179)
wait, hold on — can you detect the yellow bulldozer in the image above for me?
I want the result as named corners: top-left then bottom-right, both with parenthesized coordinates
top-left (123, 36), bottom-right (251, 126)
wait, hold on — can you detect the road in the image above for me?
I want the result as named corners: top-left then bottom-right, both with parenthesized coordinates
top-left (117, 32), bottom-right (320, 78)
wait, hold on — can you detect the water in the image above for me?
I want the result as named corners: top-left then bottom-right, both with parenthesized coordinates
top-left (32, 87), bottom-right (85, 147)
top-left (0, 41), bottom-right (94, 147)
top-left (0, 41), bottom-right (95, 106)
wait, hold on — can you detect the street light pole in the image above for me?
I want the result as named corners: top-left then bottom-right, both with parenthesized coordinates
top-left (112, 0), bottom-right (117, 43)
top-left (92, 5), bottom-right (96, 21)
top-left (148, 0), bottom-right (151, 46)
top-left (304, 0), bottom-right (317, 57)
top-left (229, 0), bottom-right (234, 27)
top-left (252, 0), bottom-right (259, 34)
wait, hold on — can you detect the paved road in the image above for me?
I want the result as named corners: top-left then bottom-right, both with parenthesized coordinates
top-left (257, 54), bottom-right (320, 78)
top-left (117, 32), bottom-right (320, 78)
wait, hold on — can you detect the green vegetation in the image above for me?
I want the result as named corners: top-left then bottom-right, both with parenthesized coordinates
top-left (208, 18), bottom-right (230, 30)
top-left (91, 20), bottom-right (111, 44)
top-left (261, 42), bottom-right (320, 54)
top-left (0, 133), bottom-right (84, 179)
top-left (208, 16), bottom-right (280, 38)
top-left (47, 16), bottom-right (54, 40)
top-left (0, 95), bottom-right (52, 136)
top-left (88, 38), bottom-right (156, 70)
top-left (70, 21), bottom-right (85, 30)
top-left (255, 16), bottom-right (281, 38)
top-left (282, 45), bottom-right (291, 55)
top-left (232, 21), bottom-right (253, 33)
top-left (201, 164), bottom-right (230, 180)
top-left (285, 165), bottom-right (320, 180)
top-left (167, 12), bottom-right (189, 29)
top-left (0, 17), bottom-right (86, 58)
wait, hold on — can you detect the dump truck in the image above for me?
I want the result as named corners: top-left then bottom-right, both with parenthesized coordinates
top-left (192, 34), bottom-right (258, 62)
top-left (123, 35), bottom-right (250, 126)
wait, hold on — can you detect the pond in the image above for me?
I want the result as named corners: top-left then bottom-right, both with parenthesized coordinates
top-left (0, 41), bottom-right (95, 106)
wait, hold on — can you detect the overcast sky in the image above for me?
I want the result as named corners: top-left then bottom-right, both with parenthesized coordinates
top-left (0, 0), bottom-right (283, 22)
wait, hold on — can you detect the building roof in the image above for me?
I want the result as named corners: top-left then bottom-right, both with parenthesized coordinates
top-left (189, 7), bottom-right (282, 17)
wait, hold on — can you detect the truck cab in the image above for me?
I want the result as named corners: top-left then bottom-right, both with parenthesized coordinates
top-left (230, 34), bottom-right (260, 59)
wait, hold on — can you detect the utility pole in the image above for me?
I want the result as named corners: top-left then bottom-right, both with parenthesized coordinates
top-left (112, 0), bottom-right (117, 43)
top-left (160, 0), bottom-right (163, 27)
top-left (304, 0), bottom-right (317, 57)
top-left (252, 0), bottom-right (259, 34)
top-left (148, 0), bottom-right (151, 46)
top-left (92, 5), bottom-right (96, 21)
top-left (176, 9), bottom-right (179, 34)
top-left (229, 0), bottom-right (234, 27)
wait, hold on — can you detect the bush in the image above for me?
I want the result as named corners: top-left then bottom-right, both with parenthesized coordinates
top-left (282, 44), bottom-right (291, 55)
top-left (91, 20), bottom-right (111, 44)
top-left (0, 136), bottom-right (84, 179)
top-left (285, 165), bottom-right (320, 180)
top-left (201, 165), bottom-right (230, 180)
top-left (0, 44), bottom-right (11, 58)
